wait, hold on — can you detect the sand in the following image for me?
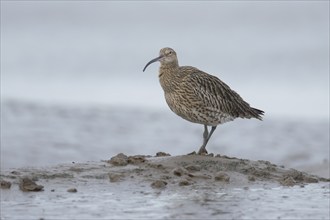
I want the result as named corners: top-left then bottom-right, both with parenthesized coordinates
top-left (1, 152), bottom-right (329, 219)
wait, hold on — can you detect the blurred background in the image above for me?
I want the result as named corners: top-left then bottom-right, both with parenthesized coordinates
top-left (1, 1), bottom-right (329, 177)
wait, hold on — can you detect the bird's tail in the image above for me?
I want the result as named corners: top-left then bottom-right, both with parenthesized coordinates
top-left (252, 108), bottom-right (264, 120)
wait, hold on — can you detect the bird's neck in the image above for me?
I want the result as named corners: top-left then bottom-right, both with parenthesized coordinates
top-left (159, 63), bottom-right (181, 93)
top-left (159, 62), bottom-right (179, 78)
top-left (160, 61), bottom-right (179, 71)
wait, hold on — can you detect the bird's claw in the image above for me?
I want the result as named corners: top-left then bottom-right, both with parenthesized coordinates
top-left (197, 148), bottom-right (208, 155)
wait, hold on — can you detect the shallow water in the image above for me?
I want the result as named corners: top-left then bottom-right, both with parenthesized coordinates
top-left (1, 179), bottom-right (329, 220)
top-left (1, 100), bottom-right (329, 178)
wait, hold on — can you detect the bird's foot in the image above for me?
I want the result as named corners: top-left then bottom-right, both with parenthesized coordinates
top-left (197, 147), bottom-right (208, 155)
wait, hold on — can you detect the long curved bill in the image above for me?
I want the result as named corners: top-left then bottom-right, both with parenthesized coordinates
top-left (143, 55), bottom-right (163, 72)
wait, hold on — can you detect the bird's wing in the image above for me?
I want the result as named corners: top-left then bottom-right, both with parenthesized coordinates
top-left (181, 67), bottom-right (256, 118)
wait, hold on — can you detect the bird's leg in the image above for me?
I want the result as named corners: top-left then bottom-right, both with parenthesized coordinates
top-left (198, 125), bottom-right (209, 155)
top-left (198, 125), bottom-right (217, 155)
top-left (207, 126), bottom-right (217, 143)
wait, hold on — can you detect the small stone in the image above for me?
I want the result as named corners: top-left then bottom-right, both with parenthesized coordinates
top-left (151, 180), bottom-right (167, 189)
top-left (0, 180), bottom-right (11, 189)
top-left (19, 177), bottom-right (44, 192)
top-left (155, 152), bottom-right (171, 157)
top-left (67, 188), bottom-right (77, 193)
top-left (214, 172), bottom-right (230, 183)
top-left (108, 153), bottom-right (128, 166)
top-left (207, 153), bottom-right (214, 157)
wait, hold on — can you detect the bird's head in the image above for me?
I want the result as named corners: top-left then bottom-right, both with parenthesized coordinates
top-left (143, 47), bottom-right (178, 72)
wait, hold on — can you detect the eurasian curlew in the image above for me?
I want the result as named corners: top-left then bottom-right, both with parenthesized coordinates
top-left (143, 47), bottom-right (264, 155)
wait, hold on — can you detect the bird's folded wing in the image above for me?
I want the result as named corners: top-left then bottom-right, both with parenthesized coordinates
top-left (183, 69), bottom-right (254, 118)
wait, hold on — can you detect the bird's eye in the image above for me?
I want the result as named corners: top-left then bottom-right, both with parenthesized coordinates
top-left (169, 51), bottom-right (172, 54)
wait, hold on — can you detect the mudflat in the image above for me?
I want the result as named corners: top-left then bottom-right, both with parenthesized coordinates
top-left (1, 153), bottom-right (329, 219)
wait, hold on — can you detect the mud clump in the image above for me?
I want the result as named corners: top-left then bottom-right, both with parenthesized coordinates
top-left (19, 177), bottom-right (44, 192)
top-left (109, 173), bottom-right (124, 182)
top-left (10, 171), bottom-right (21, 175)
top-left (1, 180), bottom-right (12, 189)
top-left (108, 153), bottom-right (129, 166)
top-left (108, 153), bottom-right (147, 166)
top-left (151, 180), bottom-right (167, 189)
top-left (1, 152), bottom-right (329, 220)
top-left (188, 173), bottom-right (212, 179)
top-left (280, 176), bottom-right (296, 186)
top-left (241, 167), bottom-right (271, 178)
top-left (184, 165), bottom-right (201, 172)
top-left (248, 175), bottom-right (256, 182)
top-left (67, 188), bottom-right (77, 193)
top-left (172, 167), bottom-right (188, 177)
top-left (179, 179), bottom-right (192, 186)
top-left (2, 153), bottom-right (327, 197)
top-left (128, 155), bottom-right (146, 164)
top-left (280, 169), bottom-right (319, 186)
top-left (155, 152), bottom-right (171, 157)
top-left (214, 172), bottom-right (230, 183)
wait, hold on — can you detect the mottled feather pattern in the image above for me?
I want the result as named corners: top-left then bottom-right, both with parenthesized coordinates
top-left (143, 47), bottom-right (264, 154)
top-left (159, 65), bottom-right (263, 125)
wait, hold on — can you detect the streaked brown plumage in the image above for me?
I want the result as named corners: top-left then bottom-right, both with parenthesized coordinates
top-left (143, 47), bottom-right (264, 154)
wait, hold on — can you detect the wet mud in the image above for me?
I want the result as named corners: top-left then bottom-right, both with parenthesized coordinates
top-left (1, 153), bottom-right (329, 219)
